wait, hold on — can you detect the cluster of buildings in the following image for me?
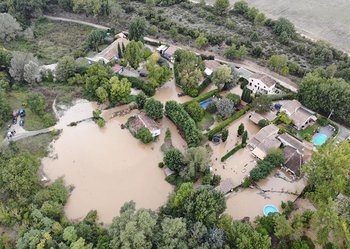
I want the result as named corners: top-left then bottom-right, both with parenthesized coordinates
top-left (247, 99), bottom-right (317, 177)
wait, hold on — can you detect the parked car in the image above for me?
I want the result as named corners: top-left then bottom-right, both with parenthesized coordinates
top-left (177, 93), bottom-right (186, 97)
top-left (19, 109), bottom-right (25, 117)
top-left (19, 119), bottom-right (24, 127)
top-left (12, 116), bottom-right (17, 124)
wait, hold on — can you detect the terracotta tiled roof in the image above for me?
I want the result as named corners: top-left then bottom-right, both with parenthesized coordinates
top-left (250, 73), bottom-right (276, 87)
top-left (204, 60), bottom-right (221, 71)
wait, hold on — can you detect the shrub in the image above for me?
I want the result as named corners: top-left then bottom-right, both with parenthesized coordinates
top-left (206, 102), bottom-right (217, 114)
top-left (216, 98), bottom-right (235, 118)
top-left (238, 123), bottom-right (245, 136)
top-left (185, 102), bottom-right (204, 122)
top-left (144, 98), bottom-right (164, 120)
top-left (136, 127), bottom-right (154, 144)
top-left (164, 148), bottom-right (184, 172)
top-left (96, 118), bottom-right (105, 128)
top-left (158, 162), bottom-right (165, 168)
top-left (198, 77), bottom-right (212, 93)
top-left (241, 87), bottom-right (253, 103)
top-left (242, 177), bottom-right (252, 188)
top-left (165, 101), bottom-right (202, 147)
top-left (26, 92), bottom-right (47, 116)
top-left (226, 93), bottom-right (241, 107)
top-left (221, 129), bottom-right (229, 142)
top-left (242, 130), bottom-right (248, 144)
top-left (221, 144), bottom-right (244, 162)
top-left (122, 76), bottom-right (155, 96)
top-left (258, 119), bottom-right (269, 128)
top-left (207, 105), bottom-right (251, 139)
top-left (183, 89), bottom-right (219, 107)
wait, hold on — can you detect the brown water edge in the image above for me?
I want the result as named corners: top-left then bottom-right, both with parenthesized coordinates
top-left (225, 170), bottom-right (306, 220)
top-left (42, 100), bottom-right (187, 224)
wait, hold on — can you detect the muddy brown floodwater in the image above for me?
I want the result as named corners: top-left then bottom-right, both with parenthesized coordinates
top-left (42, 99), bottom-right (186, 224)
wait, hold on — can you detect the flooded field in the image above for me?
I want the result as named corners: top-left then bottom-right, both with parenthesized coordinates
top-left (42, 100), bottom-right (186, 224)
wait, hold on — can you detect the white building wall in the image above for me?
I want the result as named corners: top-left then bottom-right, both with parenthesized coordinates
top-left (247, 78), bottom-right (275, 95)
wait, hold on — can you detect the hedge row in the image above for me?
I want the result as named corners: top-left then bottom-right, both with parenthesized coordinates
top-left (165, 101), bottom-right (202, 147)
top-left (198, 77), bottom-right (212, 93)
top-left (267, 93), bottom-right (296, 101)
top-left (121, 76), bottom-right (155, 96)
top-left (221, 144), bottom-right (245, 162)
top-left (207, 105), bottom-right (251, 139)
top-left (183, 89), bottom-right (219, 107)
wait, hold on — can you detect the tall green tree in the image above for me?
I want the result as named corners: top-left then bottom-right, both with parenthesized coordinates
top-left (303, 141), bottom-right (350, 202)
top-left (109, 76), bottom-right (131, 104)
top-left (86, 30), bottom-right (105, 51)
top-left (129, 17), bottom-right (146, 42)
top-left (212, 65), bottom-right (233, 90)
top-left (251, 95), bottom-right (272, 113)
top-left (109, 201), bottom-right (157, 249)
top-left (144, 98), bottom-right (164, 120)
top-left (124, 41), bottom-right (144, 69)
top-left (0, 92), bottom-right (11, 126)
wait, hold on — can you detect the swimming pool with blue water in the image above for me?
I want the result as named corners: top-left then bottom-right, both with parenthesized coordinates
top-left (200, 99), bottom-right (214, 109)
top-left (312, 133), bottom-right (328, 146)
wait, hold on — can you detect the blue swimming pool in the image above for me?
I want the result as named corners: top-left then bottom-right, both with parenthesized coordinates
top-left (263, 205), bottom-right (279, 216)
top-left (312, 133), bottom-right (328, 146)
top-left (200, 99), bottom-right (214, 109)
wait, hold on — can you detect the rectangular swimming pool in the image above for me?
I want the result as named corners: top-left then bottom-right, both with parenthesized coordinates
top-left (200, 99), bottom-right (214, 109)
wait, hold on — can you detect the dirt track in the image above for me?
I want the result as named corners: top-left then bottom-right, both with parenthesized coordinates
top-left (225, 0), bottom-right (350, 53)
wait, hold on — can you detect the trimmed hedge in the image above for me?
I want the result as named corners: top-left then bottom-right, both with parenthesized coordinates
top-left (165, 101), bottom-right (202, 147)
top-left (207, 105), bottom-right (251, 139)
top-left (121, 76), bottom-right (155, 96)
top-left (198, 77), bottom-right (212, 93)
top-left (267, 93), bottom-right (296, 101)
top-left (183, 89), bottom-right (219, 107)
top-left (221, 144), bottom-right (245, 162)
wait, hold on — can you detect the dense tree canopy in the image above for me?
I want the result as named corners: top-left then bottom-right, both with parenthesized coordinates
top-left (298, 71), bottom-right (350, 125)
top-left (129, 17), bottom-right (146, 42)
top-left (144, 98), bottom-right (164, 120)
top-left (0, 13), bottom-right (21, 41)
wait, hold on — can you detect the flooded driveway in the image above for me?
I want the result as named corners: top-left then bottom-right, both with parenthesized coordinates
top-left (42, 101), bottom-right (186, 224)
top-left (210, 112), bottom-right (260, 186)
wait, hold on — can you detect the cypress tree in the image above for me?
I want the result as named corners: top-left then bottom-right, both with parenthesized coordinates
top-left (117, 42), bottom-right (123, 58)
top-left (122, 42), bottom-right (126, 53)
top-left (242, 130), bottom-right (248, 144)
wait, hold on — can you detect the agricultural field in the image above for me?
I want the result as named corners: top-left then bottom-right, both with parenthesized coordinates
top-left (226, 0), bottom-right (350, 53)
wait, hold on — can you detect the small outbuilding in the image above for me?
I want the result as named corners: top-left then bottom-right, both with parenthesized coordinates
top-left (128, 113), bottom-right (161, 137)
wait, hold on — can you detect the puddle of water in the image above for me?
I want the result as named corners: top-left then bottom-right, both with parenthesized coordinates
top-left (43, 101), bottom-right (186, 224)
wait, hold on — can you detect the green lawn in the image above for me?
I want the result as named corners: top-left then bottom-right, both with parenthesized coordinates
top-left (298, 124), bottom-right (319, 140)
top-left (2, 18), bottom-right (96, 64)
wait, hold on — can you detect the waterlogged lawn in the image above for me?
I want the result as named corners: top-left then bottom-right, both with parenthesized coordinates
top-left (2, 18), bottom-right (95, 64)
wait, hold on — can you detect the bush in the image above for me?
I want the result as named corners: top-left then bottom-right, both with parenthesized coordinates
top-left (221, 144), bottom-right (244, 162)
top-left (158, 162), bottom-right (165, 168)
top-left (207, 105), bottom-right (251, 139)
top-left (216, 98), bottom-right (235, 118)
top-left (242, 177), bottom-right (252, 188)
top-left (26, 92), bottom-right (47, 116)
top-left (96, 118), bottom-right (105, 128)
top-left (221, 129), bottom-right (229, 142)
top-left (258, 119), bottom-right (269, 128)
top-left (164, 148), bottom-right (184, 172)
top-left (122, 76), bottom-right (155, 96)
top-left (206, 102), bottom-right (217, 114)
top-left (183, 89), bottom-right (219, 107)
top-left (198, 77), bottom-right (212, 93)
top-left (185, 102), bottom-right (204, 122)
top-left (144, 98), bottom-right (164, 120)
top-left (136, 127), bottom-right (153, 144)
top-left (165, 101), bottom-right (202, 147)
